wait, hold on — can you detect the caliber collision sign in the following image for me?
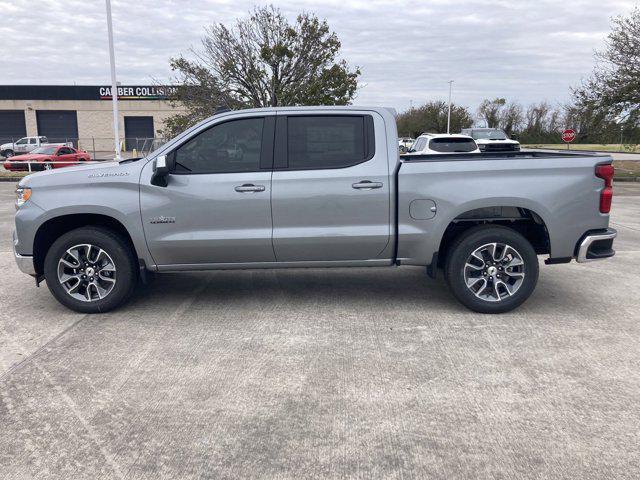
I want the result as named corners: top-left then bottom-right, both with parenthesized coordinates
top-left (562, 129), bottom-right (576, 143)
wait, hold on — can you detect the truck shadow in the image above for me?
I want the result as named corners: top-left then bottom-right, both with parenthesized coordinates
top-left (126, 267), bottom-right (582, 317)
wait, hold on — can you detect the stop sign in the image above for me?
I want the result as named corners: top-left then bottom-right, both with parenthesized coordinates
top-left (562, 129), bottom-right (576, 143)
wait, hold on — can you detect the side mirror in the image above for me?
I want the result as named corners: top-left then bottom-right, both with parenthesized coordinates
top-left (151, 154), bottom-right (175, 187)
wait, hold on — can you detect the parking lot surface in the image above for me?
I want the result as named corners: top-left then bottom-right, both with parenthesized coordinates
top-left (1, 182), bottom-right (639, 479)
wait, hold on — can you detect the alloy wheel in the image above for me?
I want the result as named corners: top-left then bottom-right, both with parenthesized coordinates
top-left (463, 242), bottom-right (525, 302)
top-left (57, 244), bottom-right (117, 302)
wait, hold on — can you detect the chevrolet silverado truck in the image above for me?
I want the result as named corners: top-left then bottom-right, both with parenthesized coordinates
top-left (13, 106), bottom-right (616, 314)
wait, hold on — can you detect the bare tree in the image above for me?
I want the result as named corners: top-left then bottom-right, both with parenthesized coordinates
top-left (499, 102), bottom-right (524, 135)
top-left (162, 5), bottom-right (360, 137)
top-left (478, 98), bottom-right (506, 128)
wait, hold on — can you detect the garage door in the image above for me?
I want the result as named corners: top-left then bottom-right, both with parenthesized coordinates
top-left (36, 110), bottom-right (79, 146)
top-left (0, 110), bottom-right (27, 144)
top-left (124, 116), bottom-right (154, 151)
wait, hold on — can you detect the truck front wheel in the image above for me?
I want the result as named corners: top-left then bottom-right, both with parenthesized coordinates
top-left (44, 227), bottom-right (137, 313)
top-left (444, 225), bottom-right (539, 314)
top-left (2, 149), bottom-right (14, 158)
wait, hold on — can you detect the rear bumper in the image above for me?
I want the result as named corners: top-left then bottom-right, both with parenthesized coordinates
top-left (575, 228), bottom-right (617, 263)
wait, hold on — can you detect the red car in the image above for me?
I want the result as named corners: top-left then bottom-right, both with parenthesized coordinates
top-left (3, 145), bottom-right (91, 172)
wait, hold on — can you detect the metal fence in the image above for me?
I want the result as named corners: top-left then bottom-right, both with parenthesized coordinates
top-left (0, 137), bottom-right (168, 160)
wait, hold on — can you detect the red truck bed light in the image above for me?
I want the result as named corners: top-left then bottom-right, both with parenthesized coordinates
top-left (595, 164), bottom-right (614, 213)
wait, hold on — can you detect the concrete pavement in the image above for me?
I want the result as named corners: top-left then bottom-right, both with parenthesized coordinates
top-left (1, 183), bottom-right (639, 479)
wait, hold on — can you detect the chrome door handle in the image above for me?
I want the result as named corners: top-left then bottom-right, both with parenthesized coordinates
top-left (234, 184), bottom-right (265, 193)
top-left (352, 181), bottom-right (383, 190)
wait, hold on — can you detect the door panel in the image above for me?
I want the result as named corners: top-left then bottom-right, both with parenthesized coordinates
top-left (271, 113), bottom-right (390, 262)
top-left (140, 168), bottom-right (274, 266)
top-left (140, 114), bottom-right (275, 267)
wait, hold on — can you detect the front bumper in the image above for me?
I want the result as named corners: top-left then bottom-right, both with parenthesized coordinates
top-left (575, 228), bottom-right (617, 263)
top-left (13, 231), bottom-right (35, 276)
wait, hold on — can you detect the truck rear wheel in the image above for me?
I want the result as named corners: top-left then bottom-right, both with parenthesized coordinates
top-left (444, 225), bottom-right (539, 314)
top-left (44, 227), bottom-right (137, 313)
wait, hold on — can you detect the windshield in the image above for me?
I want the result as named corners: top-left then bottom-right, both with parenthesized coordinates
top-left (30, 146), bottom-right (57, 155)
top-left (429, 138), bottom-right (478, 153)
top-left (471, 129), bottom-right (508, 140)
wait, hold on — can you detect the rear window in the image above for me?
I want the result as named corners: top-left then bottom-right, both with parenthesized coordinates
top-left (429, 138), bottom-right (477, 153)
top-left (287, 116), bottom-right (371, 169)
top-left (413, 138), bottom-right (427, 152)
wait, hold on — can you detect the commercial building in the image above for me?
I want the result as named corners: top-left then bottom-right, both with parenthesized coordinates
top-left (0, 85), bottom-right (185, 155)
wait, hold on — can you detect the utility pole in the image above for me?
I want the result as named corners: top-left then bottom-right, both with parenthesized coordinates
top-left (446, 80), bottom-right (454, 134)
top-left (105, 0), bottom-right (121, 160)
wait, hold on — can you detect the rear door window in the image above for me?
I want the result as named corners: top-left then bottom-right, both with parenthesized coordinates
top-left (286, 115), bottom-right (373, 169)
top-left (428, 138), bottom-right (477, 153)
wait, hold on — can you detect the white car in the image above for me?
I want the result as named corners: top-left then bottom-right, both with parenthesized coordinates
top-left (405, 133), bottom-right (480, 155)
top-left (461, 128), bottom-right (520, 152)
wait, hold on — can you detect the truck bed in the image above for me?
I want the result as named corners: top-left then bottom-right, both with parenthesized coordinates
top-left (395, 150), bottom-right (613, 266)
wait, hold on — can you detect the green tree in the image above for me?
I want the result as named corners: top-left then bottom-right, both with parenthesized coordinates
top-left (162, 5), bottom-right (360, 138)
top-left (396, 101), bottom-right (474, 138)
top-left (572, 7), bottom-right (640, 142)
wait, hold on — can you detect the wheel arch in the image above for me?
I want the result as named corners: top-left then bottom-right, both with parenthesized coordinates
top-left (435, 205), bottom-right (551, 270)
top-left (33, 213), bottom-right (139, 275)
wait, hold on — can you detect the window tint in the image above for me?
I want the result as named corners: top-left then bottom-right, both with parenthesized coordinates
top-left (429, 138), bottom-right (478, 153)
top-left (413, 138), bottom-right (427, 152)
top-left (29, 138), bottom-right (36, 144)
top-left (287, 116), bottom-right (367, 169)
top-left (174, 118), bottom-right (264, 173)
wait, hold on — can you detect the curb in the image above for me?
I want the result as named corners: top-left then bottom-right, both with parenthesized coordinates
top-left (614, 177), bottom-right (640, 182)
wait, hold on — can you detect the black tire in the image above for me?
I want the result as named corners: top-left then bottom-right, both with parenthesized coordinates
top-left (444, 225), bottom-right (539, 314)
top-left (44, 227), bottom-right (138, 313)
top-left (42, 162), bottom-right (53, 171)
top-left (3, 149), bottom-right (14, 158)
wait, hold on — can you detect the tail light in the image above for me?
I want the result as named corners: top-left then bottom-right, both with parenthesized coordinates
top-left (595, 164), bottom-right (614, 213)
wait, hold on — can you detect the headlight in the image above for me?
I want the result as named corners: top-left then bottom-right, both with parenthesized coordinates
top-left (478, 144), bottom-right (487, 151)
top-left (16, 186), bottom-right (31, 208)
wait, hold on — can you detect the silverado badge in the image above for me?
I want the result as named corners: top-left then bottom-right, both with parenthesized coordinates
top-left (150, 216), bottom-right (176, 224)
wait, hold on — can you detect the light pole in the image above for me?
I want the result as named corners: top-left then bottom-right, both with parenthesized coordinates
top-left (105, 0), bottom-right (121, 160)
top-left (446, 80), bottom-right (454, 134)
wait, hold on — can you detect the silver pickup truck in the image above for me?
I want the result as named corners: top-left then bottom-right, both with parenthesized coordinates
top-left (13, 106), bottom-right (616, 314)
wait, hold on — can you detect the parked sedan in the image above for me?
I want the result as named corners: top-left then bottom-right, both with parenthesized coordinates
top-left (3, 145), bottom-right (91, 171)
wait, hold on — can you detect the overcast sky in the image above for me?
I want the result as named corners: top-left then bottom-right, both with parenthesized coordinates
top-left (1, 0), bottom-right (635, 112)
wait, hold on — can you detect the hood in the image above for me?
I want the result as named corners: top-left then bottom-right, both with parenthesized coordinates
top-left (18, 158), bottom-right (147, 188)
top-left (8, 153), bottom-right (49, 161)
top-left (474, 138), bottom-right (520, 145)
